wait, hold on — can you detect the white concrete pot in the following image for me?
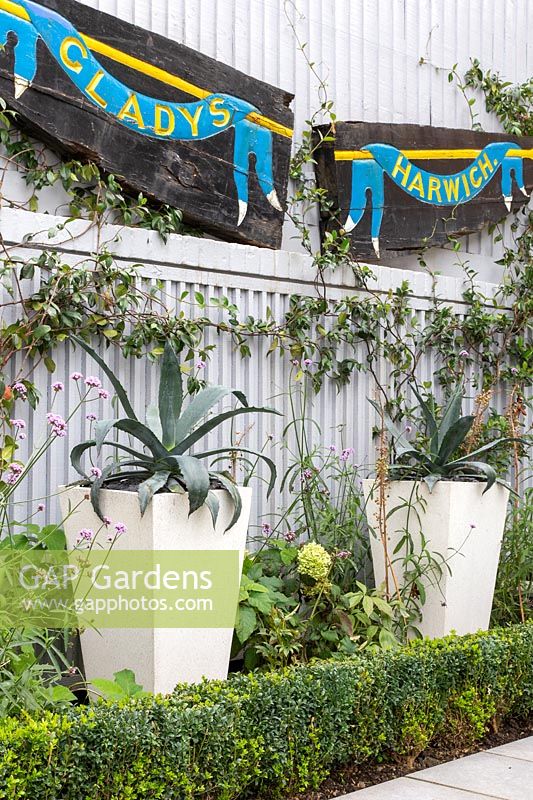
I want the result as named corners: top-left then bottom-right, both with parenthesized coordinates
top-left (59, 485), bottom-right (251, 694)
top-left (363, 479), bottom-right (509, 639)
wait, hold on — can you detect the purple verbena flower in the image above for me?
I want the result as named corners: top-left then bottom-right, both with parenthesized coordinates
top-left (37, 503), bottom-right (45, 512)
top-left (303, 468), bottom-right (313, 480)
top-left (98, 389), bottom-right (110, 400)
top-left (196, 360), bottom-right (206, 369)
top-left (5, 463), bottom-right (23, 485)
top-left (10, 419), bottom-right (25, 430)
top-left (340, 447), bottom-right (355, 462)
top-left (86, 413), bottom-right (97, 422)
top-left (303, 358), bottom-right (313, 367)
top-left (114, 523), bottom-right (127, 535)
top-left (459, 349), bottom-right (470, 358)
top-left (261, 522), bottom-right (272, 536)
top-left (103, 516), bottom-right (112, 526)
top-left (84, 376), bottom-right (102, 389)
top-left (336, 550), bottom-right (350, 559)
top-left (12, 382), bottom-right (27, 398)
top-left (284, 530), bottom-right (296, 543)
top-left (291, 359), bottom-right (299, 366)
top-left (70, 372), bottom-right (83, 382)
top-left (52, 382), bottom-right (64, 393)
top-left (90, 467), bottom-right (102, 478)
top-left (329, 444), bottom-right (337, 452)
top-left (46, 413), bottom-right (68, 437)
top-left (76, 528), bottom-right (94, 544)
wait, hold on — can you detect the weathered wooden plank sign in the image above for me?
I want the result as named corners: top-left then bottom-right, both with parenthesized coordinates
top-left (313, 122), bottom-right (533, 260)
top-left (0, 0), bottom-right (294, 248)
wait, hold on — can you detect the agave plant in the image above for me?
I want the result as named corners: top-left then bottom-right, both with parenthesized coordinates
top-left (370, 383), bottom-right (524, 492)
top-left (71, 338), bottom-right (281, 529)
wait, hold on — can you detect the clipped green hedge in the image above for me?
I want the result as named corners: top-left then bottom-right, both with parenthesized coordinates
top-left (1, 624), bottom-right (533, 800)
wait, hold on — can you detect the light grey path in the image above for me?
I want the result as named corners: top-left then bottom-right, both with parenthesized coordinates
top-left (337, 737), bottom-right (533, 799)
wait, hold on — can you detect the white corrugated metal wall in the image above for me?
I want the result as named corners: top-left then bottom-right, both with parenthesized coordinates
top-left (2, 1), bottom-right (531, 532)
top-left (77, 0), bottom-right (533, 277)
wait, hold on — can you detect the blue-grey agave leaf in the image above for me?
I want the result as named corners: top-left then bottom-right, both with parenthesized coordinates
top-left (448, 461), bottom-right (497, 493)
top-left (435, 415), bottom-right (475, 466)
top-left (71, 440), bottom-right (96, 477)
top-left (437, 384), bottom-right (464, 446)
top-left (211, 472), bottom-right (242, 532)
top-left (145, 405), bottom-right (163, 442)
top-left (138, 471), bottom-right (171, 515)
top-left (173, 406), bottom-right (281, 455)
top-left (158, 343), bottom-right (183, 449)
top-left (95, 419), bottom-right (117, 453)
top-left (410, 385), bottom-right (439, 455)
top-left (204, 490), bottom-right (221, 528)
top-left (447, 436), bottom-right (525, 465)
top-left (113, 419), bottom-right (168, 460)
top-left (90, 463), bottom-right (118, 521)
top-left (172, 386), bottom-right (249, 447)
top-left (164, 455), bottom-right (210, 515)
top-left (196, 447), bottom-right (278, 498)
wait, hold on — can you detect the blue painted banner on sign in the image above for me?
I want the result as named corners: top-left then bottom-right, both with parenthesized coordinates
top-left (341, 143), bottom-right (530, 256)
top-left (0, 0), bottom-right (285, 225)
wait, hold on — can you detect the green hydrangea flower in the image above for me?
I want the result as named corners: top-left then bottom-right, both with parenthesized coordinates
top-left (297, 542), bottom-right (332, 587)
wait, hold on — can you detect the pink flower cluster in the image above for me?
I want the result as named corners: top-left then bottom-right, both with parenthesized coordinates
top-left (10, 419), bottom-right (26, 439)
top-left (76, 528), bottom-right (94, 545)
top-left (5, 463), bottom-right (23, 485)
top-left (46, 413), bottom-right (68, 437)
top-left (340, 447), bottom-right (355, 462)
top-left (12, 382), bottom-right (27, 399)
top-left (71, 373), bottom-right (109, 398)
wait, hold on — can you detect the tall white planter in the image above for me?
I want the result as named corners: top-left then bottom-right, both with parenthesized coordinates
top-left (59, 486), bottom-right (251, 694)
top-left (363, 480), bottom-right (509, 639)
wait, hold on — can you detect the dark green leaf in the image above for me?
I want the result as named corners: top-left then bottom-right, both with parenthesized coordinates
top-left (138, 471), bottom-right (171, 515)
top-left (158, 343), bottom-right (183, 449)
top-left (164, 455), bottom-right (210, 516)
top-left (436, 416), bottom-right (474, 465)
top-left (174, 406), bottom-right (280, 455)
top-left (212, 473), bottom-right (243, 532)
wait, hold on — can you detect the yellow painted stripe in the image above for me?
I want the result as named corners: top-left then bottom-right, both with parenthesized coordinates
top-left (80, 35), bottom-right (211, 100)
top-left (0, 0), bottom-right (293, 138)
top-left (0, 0), bottom-right (29, 20)
top-left (336, 148), bottom-right (533, 161)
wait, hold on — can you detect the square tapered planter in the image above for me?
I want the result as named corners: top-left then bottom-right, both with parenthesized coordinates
top-left (59, 485), bottom-right (251, 694)
top-left (363, 480), bottom-right (509, 638)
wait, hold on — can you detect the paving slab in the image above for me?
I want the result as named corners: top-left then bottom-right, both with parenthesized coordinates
top-left (411, 751), bottom-right (533, 800)
top-left (489, 736), bottom-right (533, 762)
top-left (336, 776), bottom-right (492, 799)
top-left (336, 738), bottom-right (533, 799)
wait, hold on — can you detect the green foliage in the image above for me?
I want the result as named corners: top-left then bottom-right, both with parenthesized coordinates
top-left (234, 540), bottom-right (400, 670)
top-left (464, 59), bottom-right (533, 136)
top-left (373, 382), bottom-right (526, 492)
top-left (0, 629), bottom-right (75, 719)
top-left (0, 97), bottom-right (198, 239)
top-left (492, 491), bottom-right (533, 626)
top-left (1, 626), bottom-right (533, 798)
top-left (91, 669), bottom-right (149, 702)
top-left (71, 339), bottom-right (280, 525)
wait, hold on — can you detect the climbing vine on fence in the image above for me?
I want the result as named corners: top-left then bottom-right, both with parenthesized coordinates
top-left (0, 61), bottom-right (531, 476)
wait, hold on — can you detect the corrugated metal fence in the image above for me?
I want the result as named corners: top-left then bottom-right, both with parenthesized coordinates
top-left (3, 209), bottom-right (523, 537)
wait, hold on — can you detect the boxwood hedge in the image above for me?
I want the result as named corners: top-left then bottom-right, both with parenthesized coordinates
top-left (1, 624), bottom-right (533, 800)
